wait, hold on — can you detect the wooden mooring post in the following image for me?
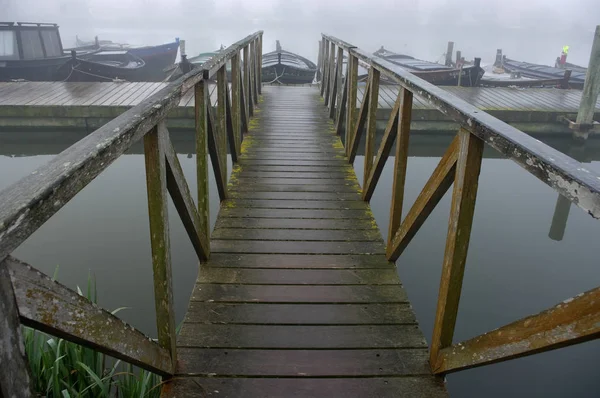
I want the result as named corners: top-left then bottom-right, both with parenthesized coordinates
top-left (445, 41), bottom-right (454, 67)
top-left (571, 25), bottom-right (600, 140)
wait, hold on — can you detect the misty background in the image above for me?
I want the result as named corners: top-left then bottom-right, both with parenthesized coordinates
top-left (3, 0), bottom-right (599, 67)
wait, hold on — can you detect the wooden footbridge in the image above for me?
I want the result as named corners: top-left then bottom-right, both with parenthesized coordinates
top-left (2, 31), bottom-right (600, 397)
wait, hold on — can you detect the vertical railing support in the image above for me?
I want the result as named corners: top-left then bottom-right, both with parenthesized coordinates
top-left (430, 128), bottom-right (484, 365)
top-left (251, 39), bottom-right (259, 105)
top-left (329, 46), bottom-right (343, 119)
top-left (239, 67), bottom-right (248, 135)
top-left (363, 68), bottom-right (380, 189)
top-left (195, 77), bottom-right (210, 241)
top-left (244, 44), bottom-right (254, 117)
top-left (257, 35), bottom-right (263, 94)
top-left (231, 51), bottom-right (241, 157)
top-left (572, 25), bottom-right (600, 140)
top-left (321, 38), bottom-right (330, 97)
top-left (387, 89), bottom-right (413, 246)
top-left (346, 53), bottom-right (358, 156)
top-left (325, 42), bottom-right (335, 106)
top-left (0, 260), bottom-right (34, 397)
top-left (144, 123), bottom-right (177, 372)
top-left (317, 40), bottom-right (323, 82)
top-left (217, 65), bottom-right (228, 179)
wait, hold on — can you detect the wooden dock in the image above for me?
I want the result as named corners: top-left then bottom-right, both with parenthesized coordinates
top-left (164, 85), bottom-right (446, 397)
top-left (0, 81), bottom-right (599, 133)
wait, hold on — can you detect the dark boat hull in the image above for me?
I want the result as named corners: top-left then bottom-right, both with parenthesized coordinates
top-left (503, 58), bottom-right (585, 89)
top-left (0, 57), bottom-right (71, 81)
top-left (65, 58), bottom-right (144, 82)
top-left (262, 64), bottom-right (315, 85)
top-left (129, 41), bottom-right (179, 81)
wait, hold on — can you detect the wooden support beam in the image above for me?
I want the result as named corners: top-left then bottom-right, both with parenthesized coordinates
top-left (387, 136), bottom-right (459, 261)
top-left (330, 47), bottom-right (344, 119)
top-left (321, 38), bottom-right (329, 97)
top-left (434, 285), bottom-right (600, 374)
top-left (225, 79), bottom-right (237, 163)
top-left (387, 89), bottom-right (413, 246)
top-left (244, 44), bottom-right (253, 117)
top-left (325, 42), bottom-right (335, 107)
top-left (194, 80), bottom-right (210, 242)
top-left (430, 128), bottom-right (484, 365)
top-left (363, 88), bottom-right (412, 202)
top-left (217, 65), bottom-right (228, 179)
top-left (0, 259), bottom-right (34, 397)
top-left (163, 126), bottom-right (210, 262)
top-left (445, 41), bottom-right (454, 66)
top-left (207, 103), bottom-right (227, 201)
top-left (335, 69), bottom-right (348, 137)
top-left (5, 256), bottom-right (173, 376)
top-left (231, 51), bottom-right (241, 158)
top-left (572, 25), bottom-right (600, 139)
top-left (363, 68), bottom-right (381, 190)
top-left (257, 35), bottom-right (263, 95)
top-left (252, 39), bottom-right (259, 105)
top-left (143, 124), bottom-right (177, 371)
top-left (348, 77), bottom-right (370, 164)
top-left (316, 40), bottom-right (323, 82)
top-left (239, 67), bottom-right (248, 136)
top-left (346, 54), bottom-right (358, 156)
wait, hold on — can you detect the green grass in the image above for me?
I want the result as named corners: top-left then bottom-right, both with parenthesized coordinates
top-left (23, 270), bottom-right (162, 397)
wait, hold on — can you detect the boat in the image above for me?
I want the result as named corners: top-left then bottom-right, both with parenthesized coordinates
top-left (371, 46), bottom-right (484, 86)
top-left (501, 58), bottom-right (586, 89)
top-left (165, 47), bottom-right (232, 82)
top-left (63, 50), bottom-right (146, 82)
top-left (70, 37), bottom-right (179, 81)
top-left (0, 22), bottom-right (72, 81)
top-left (262, 41), bottom-right (316, 85)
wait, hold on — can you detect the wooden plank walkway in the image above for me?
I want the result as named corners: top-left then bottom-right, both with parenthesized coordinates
top-left (162, 86), bottom-right (447, 397)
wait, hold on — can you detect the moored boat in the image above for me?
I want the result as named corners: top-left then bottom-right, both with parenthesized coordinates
top-left (63, 50), bottom-right (146, 82)
top-left (371, 46), bottom-right (484, 86)
top-left (0, 22), bottom-right (72, 81)
top-left (262, 41), bottom-right (316, 85)
top-left (502, 58), bottom-right (586, 89)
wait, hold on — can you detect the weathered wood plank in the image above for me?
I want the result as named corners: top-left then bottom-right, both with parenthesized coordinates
top-left (143, 125), bottom-right (177, 370)
top-left (184, 302), bottom-right (416, 324)
top-left (387, 136), bottom-right (459, 261)
top-left (218, 208), bottom-right (373, 219)
top-left (348, 77), bottom-right (371, 163)
top-left (207, 101), bottom-right (227, 201)
top-left (215, 217), bottom-right (378, 230)
top-left (228, 184), bottom-right (360, 193)
top-left (335, 56), bottom-right (349, 136)
top-left (430, 128), bottom-right (484, 364)
top-left (206, 254), bottom-right (394, 269)
top-left (0, 259), bottom-right (34, 397)
top-left (212, 228), bottom-right (380, 241)
top-left (320, 38), bottom-right (329, 96)
top-left (196, 268), bottom-right (399, 284)
top-left (217, 65), bottom-right (229, 178)
top-left (231, 177), bottom-right (356, 185)
top-left (434, 286), bottom-right (600, 374)
top-left (163, 125), bottom-right (209, 261)
top-left (346, 54), bottom-right (359, 156)
top-left (363, 68), bottom-right (381, 189)
top-left (190, 285), bottom-right (408, 303)
top-left (363, 87), bottom-right (402, 201)
top-left (195, 80), bottom-right (211, 241)
top-left (163, 376), bottom-right (447, 398)
top-left (324, 42), bottom-right (335, 107)
top-left (226, 190), bottom-right (361, 200)
top-left (224, 199), bottom-right (367, 209)
top-left (211, 240), bottom-right (385, 254)
top-left (237, 171), bottom-right (352, 179)
top-left (178, 325), bottom-right (427, 348)
top-left (176, 348), bottom-right (430, 376)
top-left (387, 88), bottom-right (413, 247)
top-left (5, 256), bottom-right (172, 376)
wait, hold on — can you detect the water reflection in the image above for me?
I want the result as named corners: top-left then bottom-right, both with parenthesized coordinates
top-left (1, 130), bottom-right (599, 397)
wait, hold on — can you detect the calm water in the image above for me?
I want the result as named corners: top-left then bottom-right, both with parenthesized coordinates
top-left (1, 130), bottom-right (599, 397)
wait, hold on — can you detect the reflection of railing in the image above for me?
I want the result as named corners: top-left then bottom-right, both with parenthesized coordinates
top-left (319, 33), bottom-right (600, 375)
top-left (0, 31), bottom-right (262, 394)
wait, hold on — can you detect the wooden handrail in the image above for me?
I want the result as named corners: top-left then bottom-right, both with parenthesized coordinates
top-left (318, 33), bottom-right (600, 377)
top-left (0, 31), bottom-right (263, 395)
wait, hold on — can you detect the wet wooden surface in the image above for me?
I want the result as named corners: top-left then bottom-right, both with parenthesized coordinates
top-left (1, 81), bottom-right (599, 113)
top-left (163, 86), bottom-right (447, 397)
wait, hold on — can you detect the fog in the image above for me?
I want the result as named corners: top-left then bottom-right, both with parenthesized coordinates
top-left (3, 0), bottom-right (599, 66)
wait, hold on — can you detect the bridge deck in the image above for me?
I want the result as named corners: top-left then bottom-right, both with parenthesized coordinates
top-left (163, 86), bottom-right (446, 397)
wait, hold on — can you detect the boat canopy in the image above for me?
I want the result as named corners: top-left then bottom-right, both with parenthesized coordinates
top-left (0, 22), bottom-right (64, 61)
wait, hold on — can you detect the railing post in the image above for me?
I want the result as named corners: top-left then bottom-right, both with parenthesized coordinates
top-left (231, 50), bottom-right (241, 157)
top-left (321, 38), bottom-right (330, 97)
top-left (430, 127), bottom-right (484, 366)
top-left (217, 65), bottom-right (228, 183)
top-left (195, 77), bottom-right (210, 242)
top-left (239, 67), bottom-right (248, 135)
top-left (387, 88), bottom-right (413, 246)
top-left (362, 67), bottom-right (380, 190)
top-left (325, 42), bottom-right (335, 106)
top-left (346, 53), bottom-right (358, 156)
top-left (251, 39), bottom-right (259, 104)
top-left (317, 40), bottom-right (323, 82)
top-left (330, 46), bottom-right (343, 119)
top-left (257, 34), bottom-right (263, 94)
top-left (244, 44), bottom-right (253, 117)
top-left (572, 25), bottom-right (600, 140)
top-left (0, 261), bottom-right (34, 397)
top-left (144, 123), bottom-right (177, 372)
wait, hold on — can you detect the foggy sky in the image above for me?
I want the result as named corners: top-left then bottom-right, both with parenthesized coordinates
top-left (3, 0), bottom-right (599, 66)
